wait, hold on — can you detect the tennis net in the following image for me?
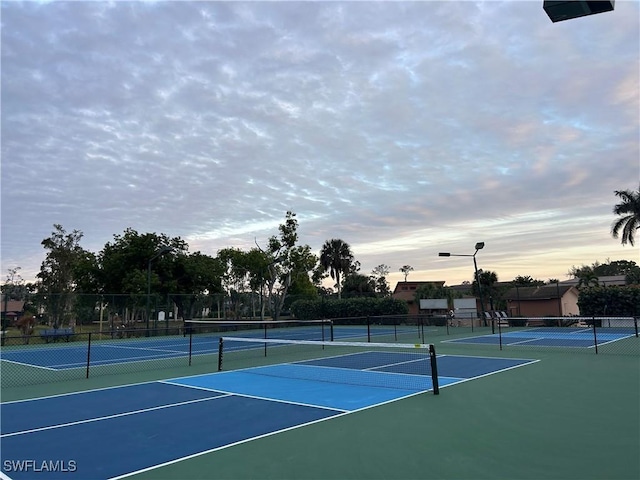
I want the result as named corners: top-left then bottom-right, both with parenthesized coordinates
top-left (217, 336), bottom-right (440, 395)
top-left (184, 319), bottom-right (333, 342)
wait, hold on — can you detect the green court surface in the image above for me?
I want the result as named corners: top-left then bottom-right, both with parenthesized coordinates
top-left (1, 338), bottom-right (638, 480)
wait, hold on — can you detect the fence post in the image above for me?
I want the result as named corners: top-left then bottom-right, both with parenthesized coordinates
top-left (86, 332), bottom-right (92, 379)
top-left (217, 337), bottom-right (223, 371)
top-left (429, 344), bottom-right (439, 395)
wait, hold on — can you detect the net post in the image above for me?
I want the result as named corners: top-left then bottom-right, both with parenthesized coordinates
top-left (188, 329), bottom-right (193, 366)
top-left (592, 317), bottom-right (598, 354)
top-left (330, 320), bottom-right (334, 342)
top-left (85, 332), bottom-right (92, 379)
top-left (498, 319), bottom-right (503, 350)
top-left (217, 337), bottom-right (223, 371)
top-left (367, 316), bottom-right (371, 343)
top-left (428, 344), bottom-right (439, 395)
top-left (634, 317), bottom-right (639, 338)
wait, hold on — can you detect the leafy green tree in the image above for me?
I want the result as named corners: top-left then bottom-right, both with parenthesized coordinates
top-left (399, 265), bottom-right (414, 282)
top-left (513, 275), bottom-right (544, 286)
top-left (285, 273), bottom-right (319, 312)
top-left (98, 229), bottom-right (187, 323)
top-left (576, 269), bottom-right (600, 289)
top-left (2, 268), bottom-right (28, 335)
top-left (259, 211), bottom-right (317, 320)
top-left (371, 264), bottom-right (391, 297)
top-left (569, 259), bottom-right (640, 286)
top-left (38, 224), bottom-right (91, 326)
top-left (594, 259), bottom-right (639, 277)
top-left (319, 238), bottom-right (354, 300)
top-left (171, 252), bottom-right (224, 320)
top-left (414, 282), bottom-right (461, 309)
top-left (626, 268), bottom-right (640, 285)
top-left (218, 247), bottom-right (252, 319)
top-left (578, 286), bottom-right (640, 316)
top-left (611, 185), bottom-right (640, 246)
top-left (2, 267), bottom-right (30, 301)
top-left (342, 273), bottom-right (377, 298)
top-left (473, 270), bottom-right (499, 315)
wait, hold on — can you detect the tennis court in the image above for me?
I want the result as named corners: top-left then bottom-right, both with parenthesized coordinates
top-left (444, 326), bottom-right (636, 348)
top-left (0, 322), bottom-right (419, 372)
top-left (0, 342), bottom-right (536, 480)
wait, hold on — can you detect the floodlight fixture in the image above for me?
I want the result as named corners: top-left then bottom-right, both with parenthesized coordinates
top-left (543, 1), bottom-right (614, 23)
top-left (437, 242), bottom-right (487, 326)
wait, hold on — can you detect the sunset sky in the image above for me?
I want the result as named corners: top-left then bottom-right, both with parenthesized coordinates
top-left (1, 1), bottom-right (638, 290)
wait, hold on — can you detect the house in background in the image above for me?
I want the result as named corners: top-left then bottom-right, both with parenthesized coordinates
top-left (560, 275), bottom-right (628, 288)
top-left (391, 281), bottom-right (445, 315)
top-left (504, 284), bottom-right (580, 317)
top-left (0, 295), bottom-right (26, 327)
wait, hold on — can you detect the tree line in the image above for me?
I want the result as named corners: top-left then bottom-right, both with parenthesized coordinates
top-left (2, 213), bottom-right (396, 327)
top-left (2, 184), bottom-right (638, 327)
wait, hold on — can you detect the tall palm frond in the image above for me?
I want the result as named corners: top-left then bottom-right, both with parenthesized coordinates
top-left (611, 186), bottom-right (640, 247)
top-left (319, 239), bottom-right (354, 299)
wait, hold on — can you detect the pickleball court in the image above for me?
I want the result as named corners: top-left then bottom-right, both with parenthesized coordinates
top-left (0, 343), bottom-right (537, 480)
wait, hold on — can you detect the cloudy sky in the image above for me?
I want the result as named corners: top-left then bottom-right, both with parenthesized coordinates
top-left (1, 1), bottom-right (638, 290)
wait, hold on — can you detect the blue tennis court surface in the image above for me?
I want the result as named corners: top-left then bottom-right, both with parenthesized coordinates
top-left (0, 326), bottom-right (414, 371)
top-left (445, 327), bottom-right (635, 347)
top-left (0, 351), bottom-right (537, 479)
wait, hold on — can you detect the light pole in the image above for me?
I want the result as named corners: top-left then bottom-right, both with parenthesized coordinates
top-left (439, 242), bottom-right (486, 328)
top-left (147, 246), bottom-right (173, 336)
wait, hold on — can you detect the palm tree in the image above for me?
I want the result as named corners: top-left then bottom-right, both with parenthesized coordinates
top-left (319, 239), bottom-right (354, 299)
top-left (474, 270), bottom-right (498, 319)
top-left (576, 269), bottom-right (600, 289)
top-left (611, 185), bottom-right (640, 246)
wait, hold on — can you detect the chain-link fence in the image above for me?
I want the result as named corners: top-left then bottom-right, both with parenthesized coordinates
top-left (2, 314), bottom-right (637, 388)
top-left (0, 319), bottom-right (334, 388)
top-left (329, 314), bottom-right (639, 356)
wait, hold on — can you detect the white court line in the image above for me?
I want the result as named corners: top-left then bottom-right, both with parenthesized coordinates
top-left (0, 358), bottom-right (58, 371)
top-left (111, 381), bottom-right (433, 480)
top-left (3, 351), bottom-right (535, 480)
top-left (99, 344), bottom-right (187, 354)
top-left (365, 356), bottom-right (425, 372)
top-left (1, 394), bottom-right (230, 438)
top-left (1, 379), bottom-right (165, 404)
top-left (159, 379), bottom-right (348, 413)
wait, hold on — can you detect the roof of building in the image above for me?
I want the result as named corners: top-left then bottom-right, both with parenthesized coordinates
top-left (0, 299), bottom-right (25, 315)
top-left (559, 275), bottom-right (627, 287)
top-left (503, 284), bottom-right (576, 301)
top-left (391, 281), bottom-right (446, 302)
